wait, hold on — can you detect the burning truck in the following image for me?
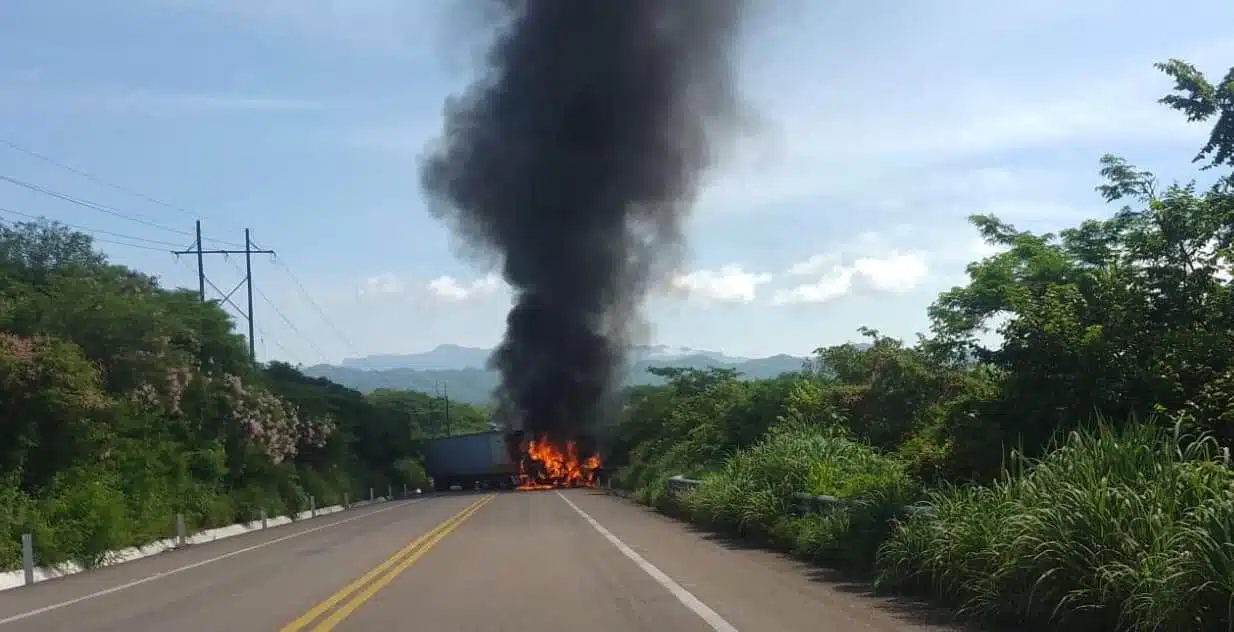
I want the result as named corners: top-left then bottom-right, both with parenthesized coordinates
top-left (421, 425), bottom-right (603, 492)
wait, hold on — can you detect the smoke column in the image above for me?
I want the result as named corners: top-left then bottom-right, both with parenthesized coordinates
top-left (420, 0), bottom-right (747, 450)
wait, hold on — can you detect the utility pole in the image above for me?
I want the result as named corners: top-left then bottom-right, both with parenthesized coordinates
top-left (244, 229), bottom-right (257, 364)
top-left (173, 222), bottom-right (275, 366)
top-left (434, 381), bottom-right (451, 437)
top-left (443, 382), bottom-right (451, 437)
top-left (195, 220), bottom-right (205, 302)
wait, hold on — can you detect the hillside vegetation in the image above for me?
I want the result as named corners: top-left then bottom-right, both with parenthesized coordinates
top-left (0, 229), bottom-right (488, 571)
top-left (302, 352), bottom-right (807, 404)
top-left (610, 58), bottom-right (1234, 631)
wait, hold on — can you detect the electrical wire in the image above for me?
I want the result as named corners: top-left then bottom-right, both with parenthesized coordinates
top-left (270, 254), bottom-right (359, 356)
top-left (0, 173), bottom-right (243, 248)
top-left (218, 255), bottom-right (328, 362)
top-left (2, 139), bottom-right (339, 365)
top-left (0, 136), bottom-right (216, 225)
top-left (0, 205), bottom-right (186, 248)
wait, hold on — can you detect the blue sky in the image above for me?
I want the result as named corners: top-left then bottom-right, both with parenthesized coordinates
top-left (1, 0), bottom-right (1232, 366)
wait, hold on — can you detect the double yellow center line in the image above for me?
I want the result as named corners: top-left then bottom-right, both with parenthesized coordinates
top-left (280, 494), bottom-right (494, 632)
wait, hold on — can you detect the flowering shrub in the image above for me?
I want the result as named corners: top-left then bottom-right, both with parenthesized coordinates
top-left (218, 373), bottom-right (335, 463)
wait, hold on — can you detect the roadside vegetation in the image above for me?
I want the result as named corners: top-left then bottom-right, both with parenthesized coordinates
top-left (0, 228), bottom-right (488, 571)
top-left (609, 58), bottom-right (1234, 631)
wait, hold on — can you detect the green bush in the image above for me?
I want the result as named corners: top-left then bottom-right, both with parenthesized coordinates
top-left (674, 421), bottom-right (917, 573)
top-left (876, 421), bottom-right (1234, 631)
top-left (393, 457), bottom-right (429, 492)
top-left (0, 479), bottom-right (37, 569)
top-left (38, 468), bottom-right (132, 569)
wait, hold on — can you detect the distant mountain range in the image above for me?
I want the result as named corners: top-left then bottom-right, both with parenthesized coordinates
top-left (303, 344), bottom-right (813, 405)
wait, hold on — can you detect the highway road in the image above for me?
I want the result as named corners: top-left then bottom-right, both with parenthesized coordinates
top-left (0, 490), bottom-right (966, 631)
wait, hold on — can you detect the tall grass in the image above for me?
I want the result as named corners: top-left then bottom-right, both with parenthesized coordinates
top-left (676, 422), bottom-right (917, 572)
top-left (876, 421), bottom-right (1234, 631)
top-left (622, 414), bottom-right (1234, 630)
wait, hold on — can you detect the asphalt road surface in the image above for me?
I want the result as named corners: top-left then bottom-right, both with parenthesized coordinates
top-left (0, 490), bottom-right (968, 631)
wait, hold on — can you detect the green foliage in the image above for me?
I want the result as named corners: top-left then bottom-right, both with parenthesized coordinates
top-left (611, 59), bottom-right (1234, 631)
top-left (364, 387), bottom-right (491, 438)
top-left (0, 218), bottom-right (443, 571)
top-left (878, 422), bottom-right (1234, 632)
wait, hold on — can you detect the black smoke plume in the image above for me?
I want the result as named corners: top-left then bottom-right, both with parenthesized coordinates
top-left (420, 0), bottom-right (747, 456)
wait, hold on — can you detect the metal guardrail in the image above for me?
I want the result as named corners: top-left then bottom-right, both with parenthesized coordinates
top-left (665, 474), bottom-right (933, 517)
top-left (666, 475), bottom-right (701, 494)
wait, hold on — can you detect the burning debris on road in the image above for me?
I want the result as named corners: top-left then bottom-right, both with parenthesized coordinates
top-left (516, 435), bottom-right (602, 490)
top-left (420, 0), bottom-right (748, 465)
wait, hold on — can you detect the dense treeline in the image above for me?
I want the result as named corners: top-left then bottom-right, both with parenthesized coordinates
top-left (610, 58), bottom-right (1234, 631)
top-left (0, 226), bottom-right (488, 570)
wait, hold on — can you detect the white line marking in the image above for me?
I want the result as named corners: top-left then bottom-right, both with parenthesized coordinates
top-left (0, 499), bottom-right (423, 625)
top-left (555, 491), bottom-right (740, 632)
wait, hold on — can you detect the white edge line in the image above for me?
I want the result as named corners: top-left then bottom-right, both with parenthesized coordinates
top-left (555, 491), bottom-right (740, 632)
top-left (0, 499), bottom-right (420, 626)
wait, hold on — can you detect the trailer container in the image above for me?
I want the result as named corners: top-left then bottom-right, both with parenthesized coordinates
top-left (422, 430), bottom-right (519, 491)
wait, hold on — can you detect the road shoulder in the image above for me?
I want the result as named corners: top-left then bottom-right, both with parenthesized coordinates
top-left (562, 490), bottom-right (974, 632)
top-left (0, 495), bottom-right (481, 630)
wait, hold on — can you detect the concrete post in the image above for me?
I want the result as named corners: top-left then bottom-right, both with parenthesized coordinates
top-left (369, 487), bottom-right (374, 502)
top-left (310, 495), bottom-right (316, 518)
top-left (344, 492), bottom-right (349, 509)
top-left (388, 484), bottom-right (393, 500)
top-left (260, 508), bottom-right (268, 529)
top-left (403, 483), bottom-right (408, 498)
top-left (21, 533), bottom-right (34, 586)
top-left (176, 513), bottom-right (187, 548)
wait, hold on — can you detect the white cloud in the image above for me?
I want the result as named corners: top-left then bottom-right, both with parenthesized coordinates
top-left (773, 251), bottom-right (929, 306)
top-left (359, 272), bottom-right (405, 295)
top-left (785, 254), bottom-right (840, 277)
top-left (425, 273), bottom-right (503, 303)
top-left (668, 265), bottom-right (773, 305)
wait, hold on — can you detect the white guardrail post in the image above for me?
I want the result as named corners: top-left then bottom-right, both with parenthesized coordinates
top-left (310, 495), bottom-right (316, 518)
top-left (21, 533), bottom-right (33, 586)
top-left (261, 508), bottom-right (268, 529)
top-left (176, 513), bottom-right (187, 548)
top-left (369, 487), bottom-right (374, 502)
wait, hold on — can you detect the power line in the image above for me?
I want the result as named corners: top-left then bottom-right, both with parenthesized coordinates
top-left (0, 205), bottom-right (186, 248)
top-left (257, 328), bottom-right (298, 364)
top-left (0, 174), bottom-right (242, 247)
top-left (91, 236), bottom-right (173, 253)
top-left (0, 136), bottom-right (209, 224)
top-left (254, 282), bottom-right (328, 362)
top-left (1, 140), bottom-right (343, 365)
top-left (220, 255), bottom-right (328, 365)
top-left (267, 255), bottom-right (359, 356)
top-left (0, 207), bottom-right (191, 254)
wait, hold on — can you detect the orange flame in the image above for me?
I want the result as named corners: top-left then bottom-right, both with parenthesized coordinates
top-left (517, 435), bottom-right (601, 490)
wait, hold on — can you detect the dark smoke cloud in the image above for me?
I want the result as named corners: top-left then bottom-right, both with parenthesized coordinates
top-left (420, 0), bottom-right (747, 450)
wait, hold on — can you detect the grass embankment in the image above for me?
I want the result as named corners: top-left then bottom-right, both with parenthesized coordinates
top-left (620, 421), bottom-right (1234, 632)
top-left (0, 462), bottom-right (368, 572)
